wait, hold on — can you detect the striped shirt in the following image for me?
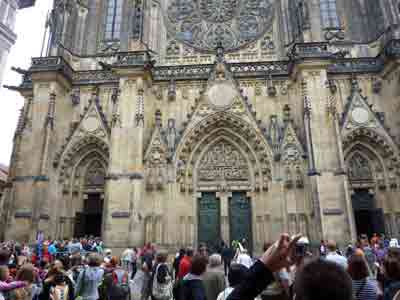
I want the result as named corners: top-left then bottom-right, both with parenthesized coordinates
top-left (352, 279), bottom-right (379, 300)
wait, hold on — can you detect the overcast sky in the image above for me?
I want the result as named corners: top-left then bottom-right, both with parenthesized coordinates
top-left (0, 0), bottom-right (52, 166)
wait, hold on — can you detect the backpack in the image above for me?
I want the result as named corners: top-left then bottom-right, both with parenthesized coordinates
top-left (152, 263), bottom-right (172, 300)
top-left (107, 269), bottom-right (130, 299)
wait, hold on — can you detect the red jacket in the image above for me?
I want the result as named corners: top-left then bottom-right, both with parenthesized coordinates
top-left (177, 255), bottom-right (192, 279)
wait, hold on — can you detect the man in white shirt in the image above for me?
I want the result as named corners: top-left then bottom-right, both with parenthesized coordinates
top-left (325, 240), bottom-right (348, 269)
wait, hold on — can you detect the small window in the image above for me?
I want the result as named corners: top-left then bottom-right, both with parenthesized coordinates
top-left (104, 0), bottom-right (123, 41)
top-left (320, 0), bottom-right (340, 28)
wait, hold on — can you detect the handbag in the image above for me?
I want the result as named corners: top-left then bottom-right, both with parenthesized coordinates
top-left (152, 263), bottom-right (172, 300)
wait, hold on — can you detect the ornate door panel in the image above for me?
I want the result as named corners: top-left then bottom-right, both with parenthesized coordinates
top-left (198, 192), bottom-right (221, 250)
top-left (229, 192), bottom-right (252, 252)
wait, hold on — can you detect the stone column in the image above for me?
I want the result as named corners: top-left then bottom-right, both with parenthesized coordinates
top-left (5, 74), bottom-right (69, 242)
top-left (298, 65), bottom-right (353, 243)
top-left (104, 72), bottom-right (148, 248)
top-left (217, 191), bottom-right (231, 245)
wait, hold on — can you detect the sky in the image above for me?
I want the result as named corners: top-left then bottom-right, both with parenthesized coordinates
top-left (0, 0), bottom-right (52, 166)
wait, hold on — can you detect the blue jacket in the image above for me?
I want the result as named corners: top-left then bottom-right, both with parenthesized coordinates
top-left (181, 273), bottom-right (206, 300)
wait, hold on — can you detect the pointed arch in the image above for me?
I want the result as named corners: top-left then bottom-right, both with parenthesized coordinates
top-left (175, 112), bottom-right (272, 193)
top-left (58, 136), bottom-right (109, 193)
top-left (344, 139), bottom-right (392, 190)
top-left (343, 128), bottom-right (400, 174)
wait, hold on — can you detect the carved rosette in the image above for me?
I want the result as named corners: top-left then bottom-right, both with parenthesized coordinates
top-left (163, 0), bottom-right (275, 52)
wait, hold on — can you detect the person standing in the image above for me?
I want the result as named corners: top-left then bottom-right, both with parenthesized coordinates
top-left (348, 255), bottom-right (378, 300)
top-left (180, 255), bottom-right (208, 300)
top-left (75, 254), bottom-right (104, 300)
top-left (221, 244), bottom-right (234, 277)
top-left (382, 248), bottom-right (400, 300)
top-left (173, 249), bottom-right (185, 280)
top-left (121, 248), bottom-right (134, 274)
top-left (151, 251), bottom-right (172, 300)
top-left (103, 257), bottom-right (130, 300)
top-left (202, 254), bottom-right (226, 300)
top-left (325, 241), bottom-right (348, 269)
top-left (177, 248), bottom-right (194, 280)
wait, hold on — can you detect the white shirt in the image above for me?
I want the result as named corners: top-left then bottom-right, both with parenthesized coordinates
top-left (236, 253), bottom-right (253, 269)
top-left (326, 252), bottom-right (348, 269)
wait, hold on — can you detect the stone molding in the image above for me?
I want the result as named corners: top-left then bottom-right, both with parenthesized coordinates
top-left (10, 39), bottom-right (400, 92)
top-left (111, 211), bottom-right (131, 218)
top-left (13, 175), bottom-right (49, 182)
top-left (105, 172), bottom-right (144, 180)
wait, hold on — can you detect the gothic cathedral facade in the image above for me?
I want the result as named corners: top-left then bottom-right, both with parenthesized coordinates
top-left (2, 0), bottom-right (400, 251)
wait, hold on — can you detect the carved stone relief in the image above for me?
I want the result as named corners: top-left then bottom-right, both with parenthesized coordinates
top-left (197, 141), bottom-right (249, 182)
top-left (348, 153), bottom-right (373, 181)
top-left (85, 161), bottom-right (106, 187)
top-left (164, 0), bottom-right (275, 51)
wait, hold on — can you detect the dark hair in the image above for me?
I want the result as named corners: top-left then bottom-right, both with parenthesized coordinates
top-left (294, 259), bottom-right (353, 300)
top-left (87, 253), bottom-right (101, 267)
top-left (384, 248), bottom-right (400, 280)
top-left (0, 249), bottom-right (10, 265)
top-left (16, 264), bottom-right (36, 283)
top-left (190, 254), bottom-right (208, 276)
top-left (53, 273), bottom-right (66, 285)
top-left (186, 247), bottom-right (194, 257)
top-left (70, 256), bottom-right (82, 268)
top-left (228, 264), bottom-right (248, 287)
top-left (348, 255), bottom-right (369, 280)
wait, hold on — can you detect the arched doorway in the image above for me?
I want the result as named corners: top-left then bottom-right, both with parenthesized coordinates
top-left (193, 136), bottom-right (257, 252)
top-left (74, 161), bottom-right (106, 238)
top-left (347, 151), bottom-right (385, 238)
top-left (57, 136), bottom-right (109, 239)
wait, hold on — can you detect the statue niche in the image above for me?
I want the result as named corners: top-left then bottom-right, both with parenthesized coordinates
top-left (197, 141), bottom-right (249, 185)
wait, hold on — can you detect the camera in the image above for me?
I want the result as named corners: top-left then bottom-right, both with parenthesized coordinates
top-left (295, 236), bottom-right (310, 257)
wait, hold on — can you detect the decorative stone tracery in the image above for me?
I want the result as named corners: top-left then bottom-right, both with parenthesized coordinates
top-left (175, 112), bottom-right (272, 193)
top-left (163, 0), bottom-right (275, 51)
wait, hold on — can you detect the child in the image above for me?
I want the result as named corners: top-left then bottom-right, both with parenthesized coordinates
top-left (0, 266), bottom-right (27, 299)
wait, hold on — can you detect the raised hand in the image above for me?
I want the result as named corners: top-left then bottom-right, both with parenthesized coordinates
top-left (261, 234), bottom-right (301, 272)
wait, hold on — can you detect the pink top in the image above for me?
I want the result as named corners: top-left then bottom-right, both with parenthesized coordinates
top-left (0, 281), bottom-right (26, 292)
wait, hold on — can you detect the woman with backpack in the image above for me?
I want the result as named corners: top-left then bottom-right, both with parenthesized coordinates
top-left (151, 251), bottom-right (172, 300)
top-left (102, 257), bottom-right (130, 300)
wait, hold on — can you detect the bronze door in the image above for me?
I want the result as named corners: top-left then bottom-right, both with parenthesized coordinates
top-left (229, 192), bottom-right (252, 253)
top-left (198, 192), bottom-right (221, 251)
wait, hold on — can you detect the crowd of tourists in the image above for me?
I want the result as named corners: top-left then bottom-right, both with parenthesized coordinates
top-left (0, 233), bottom-right (400, 300)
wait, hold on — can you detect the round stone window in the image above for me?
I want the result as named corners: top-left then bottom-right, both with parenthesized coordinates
top-left (351, 107), bottom-right (369, 125)
top-left (207, 82), bottom-right (237, 108)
